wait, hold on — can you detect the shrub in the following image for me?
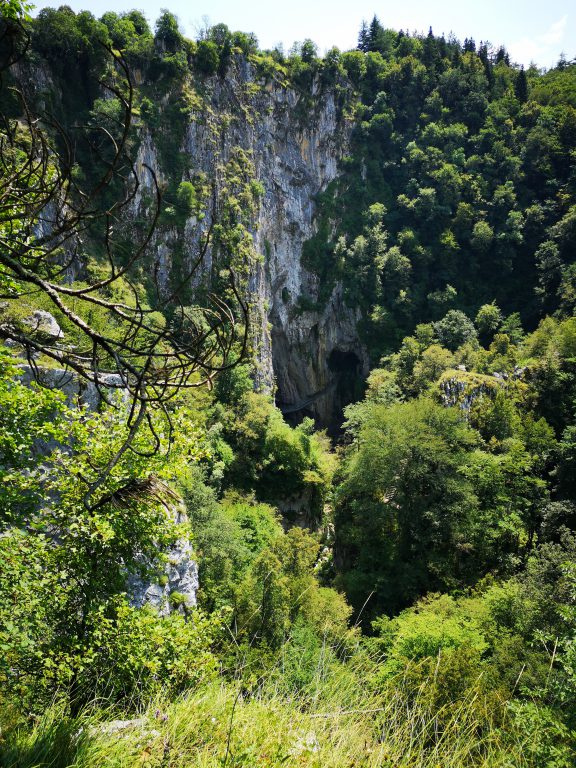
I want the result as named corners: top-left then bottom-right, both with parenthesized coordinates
top-left (195, 40), bottom-right (219, 75)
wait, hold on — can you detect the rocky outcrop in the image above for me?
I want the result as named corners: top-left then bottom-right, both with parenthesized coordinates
top-left (128, 506), bottom-right (198, 616)
top-left (15, 53), bottom-right (368, 428)
top-left (438, 368), bottom-right (527, 412)
top-left (15, 361), bottom-right (198, 613)
top-left (439, 372), bottom-right (496, 412)
top-left (18, 364), bottom-right (126, 410)
top-left (22, 310), bottom-right (63, 341)
top-left (135, 58), bottom-right (367, 428)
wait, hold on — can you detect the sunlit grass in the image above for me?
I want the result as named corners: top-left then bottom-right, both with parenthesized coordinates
top-left (1, 657), bottom-right (536, 768)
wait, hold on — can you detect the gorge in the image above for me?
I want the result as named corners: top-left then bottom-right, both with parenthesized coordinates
top-left (2, 6), bottom-right (576, 766)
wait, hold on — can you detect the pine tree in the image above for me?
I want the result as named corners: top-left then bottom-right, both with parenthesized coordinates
top-left (515, 66), bottom-right (528, 102)
top-left (495, 46), bottom-right (510, 66)
top-left (368, 15), bottom-right (384, 52)
top-left (438, 34), bottom-right (447, 58)
top-left (478, 43), bottom-right (494, 89)
top-left (423, 27), bottom-right (439, 67)
top-left (357, 20), bottom-right (369, 52)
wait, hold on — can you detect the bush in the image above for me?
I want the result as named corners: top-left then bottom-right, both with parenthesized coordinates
top-left (434, 309), bottom-right (478, 350)
top-left (475, 302), bottom-right (503, 340)
top-left (195, 40), bottom-right (220, 75)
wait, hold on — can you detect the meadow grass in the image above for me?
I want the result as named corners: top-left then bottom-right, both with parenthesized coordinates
top-left (1, 655), bottom-right (533, 768)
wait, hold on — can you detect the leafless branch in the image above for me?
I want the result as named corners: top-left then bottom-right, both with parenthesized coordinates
top-left (0, 17), bottom-right (249, 505)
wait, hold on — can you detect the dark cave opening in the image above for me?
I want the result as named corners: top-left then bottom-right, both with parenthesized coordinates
top-left (328, 348), bottom-right (365, 431)
top-left (277, 348), bottom-right (366, 435)
top-left (327, 348), bottom-right (362, 377)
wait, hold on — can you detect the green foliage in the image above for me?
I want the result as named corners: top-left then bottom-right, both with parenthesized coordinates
top-left (475, 301), bottom-right (503, 340)
top-left (412, 343), bottom-right (455, 391)
top-left (214, 363), bottom-right (253, 405)
top-left (370, 593), bottom-right (489, 680)
top-left (335, 397), bottom-right (480, 618)
top-left (32, 7), bottom-right (111, 86)
top-left (2, 0), bottom-right (32, 21)
top-left (180, 467), bottom-right (283, 612)
top-left (334, 304), bottom-right (570, 620)
top-left (212, 390), bottom-right (333, 526)
top-left (154, 9), bottom-right (183, 53)
top-left (434, 309), bottom-right (478, 350)
top-left (175, 180), bottom-right (197, 214)
top-left (0, 374), bottom-right (65, 470)
top-left (100, 11), bottom-right (152, 52)
top-left (6, 670), bottom-right (561, 768)
top-left (233, 526), bottom-right (351, 653)
top-left (289, 29), bottom-right (576, 361)
top-left (0, 368), bottom-right (214, 710)
top-left (7, 14), bottom-right (576, 764)
top-left (195, 39), bottom-right (220, 75)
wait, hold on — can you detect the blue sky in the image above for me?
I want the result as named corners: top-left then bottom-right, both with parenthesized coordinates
top-left (33, 1), bottom-right (575, 69)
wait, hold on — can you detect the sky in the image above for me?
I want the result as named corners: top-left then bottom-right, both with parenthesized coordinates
top-left (32, 0), bottom-right (575, 70)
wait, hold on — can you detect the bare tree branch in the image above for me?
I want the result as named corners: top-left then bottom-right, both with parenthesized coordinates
top-left (0, 16), bottom-right (249, 506)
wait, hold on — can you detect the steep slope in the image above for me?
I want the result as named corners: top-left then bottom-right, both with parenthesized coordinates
top-left (132, 57), bottom-right (367, 427)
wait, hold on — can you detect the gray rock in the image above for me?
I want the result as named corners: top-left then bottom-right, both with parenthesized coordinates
top-left (440, 376), bottom-right (492, 413)
top-left (17, 364), bottom-right (127, 410)
top-left (131, 56), bottom-right (367, 429)
top-left (23, 310), bottom-right (63, 340)
top-left (97, 718), bottom-right (147, 736)
top-left (128, 506), bottom-right (198, 616)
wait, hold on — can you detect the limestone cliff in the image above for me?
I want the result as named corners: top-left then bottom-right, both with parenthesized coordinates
top-left (134, 57), bottom-right (368, 427)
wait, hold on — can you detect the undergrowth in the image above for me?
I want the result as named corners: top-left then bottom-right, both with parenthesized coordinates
top-left (0, 654), bottom-right (555, 768)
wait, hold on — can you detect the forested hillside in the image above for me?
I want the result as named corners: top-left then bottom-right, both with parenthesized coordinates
top-left (2, 3), bottom-right (576, 766)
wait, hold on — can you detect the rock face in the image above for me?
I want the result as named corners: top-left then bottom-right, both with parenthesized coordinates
top-left (135, 59), bottom-right (368, 428)
top-left (16, 364), bottom-right (198, 614)
top-left (128, 506), bottom-right (199, 616)
top-left (23, 310), bottom-right (63, 341)
top-left (18, 364), bottom-right (126, 410)
top-left (438, 369), bottom-right (524, 413)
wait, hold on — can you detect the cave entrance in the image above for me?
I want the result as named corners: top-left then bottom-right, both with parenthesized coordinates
top-left (327, 348), bottom-right (365, 428)
top-left (328, 349), bottom-right (361, 377)
top-left (276, 348), bottom-right (365, 435)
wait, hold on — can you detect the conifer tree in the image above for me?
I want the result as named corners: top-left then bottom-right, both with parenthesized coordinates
top-left (495, 46), bottom-right (510, 65)
top-left (515, 66), bottom-right (528, 102)
top-left (367, 15), bottom-right (384, 52)
top-left (357, 20), bottom-right (369, 52)
top-left (423, 27), bottom-right (439, 68)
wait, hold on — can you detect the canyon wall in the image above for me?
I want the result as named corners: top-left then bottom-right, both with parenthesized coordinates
top-left (134, 58), bottom-right (367, 426)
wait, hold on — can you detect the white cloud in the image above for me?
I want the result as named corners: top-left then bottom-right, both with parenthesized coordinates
top-left (541, 15), bottom-right (568, 45)
top-left (509, 14), bottom-right (568, 67)
top-left (508, 37), bottom-right (545, 66)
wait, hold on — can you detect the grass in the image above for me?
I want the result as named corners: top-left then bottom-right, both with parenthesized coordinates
top-left (1, 660), bottom-right (539, 768)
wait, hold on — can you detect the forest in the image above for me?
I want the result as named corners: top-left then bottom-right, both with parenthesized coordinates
top-left (1, 2), bottom-right (576, 766)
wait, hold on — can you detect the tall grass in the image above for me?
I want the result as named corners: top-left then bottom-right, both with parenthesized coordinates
top-left (1, 652), bottom-right (538, 768)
